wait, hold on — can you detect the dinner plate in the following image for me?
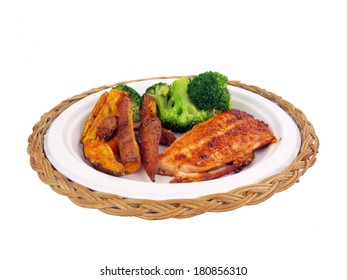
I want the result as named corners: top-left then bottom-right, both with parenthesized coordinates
top-left (44, 79), bottom-right (301, 200)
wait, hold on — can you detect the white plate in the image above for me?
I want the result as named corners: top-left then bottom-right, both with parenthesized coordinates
top-left (44, 79), bottom-right (301, 200)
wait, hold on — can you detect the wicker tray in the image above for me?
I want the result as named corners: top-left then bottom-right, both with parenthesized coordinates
top-left (27, 76), bottom-right (319, 220)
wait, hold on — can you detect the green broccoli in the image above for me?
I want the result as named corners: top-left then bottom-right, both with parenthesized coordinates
top-left (112, 84), bottom-right (142, 122)
top-left (187, 71), bottom-right (232, 112)
top-left (145, 77), bottom-right (212, 133)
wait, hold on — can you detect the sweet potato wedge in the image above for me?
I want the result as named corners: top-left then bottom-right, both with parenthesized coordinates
top-left (80, 89), bottom-right (125, 143)
top-left (139, 94), bottom-right (162, 181)
top-left (80, 91), bottom-right (108, 142)
top-left (118, 95), bottom-right (141, 174)
top-left (83, 138), bottom-right (125, 176)
top-left (81, 89), bottom-right (128, 176)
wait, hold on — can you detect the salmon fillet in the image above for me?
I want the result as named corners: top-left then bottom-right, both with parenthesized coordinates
top-left (157, 109), bottom-right (276, 183)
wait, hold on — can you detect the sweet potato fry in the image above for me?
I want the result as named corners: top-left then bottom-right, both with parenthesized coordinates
top-left (139, 94), bottom-right (162, 181)
top-left (118, 95), bottom-right (141, 174)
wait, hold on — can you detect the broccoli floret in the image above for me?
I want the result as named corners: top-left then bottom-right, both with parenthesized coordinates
top-left (112, 84), bottom-right (142, 122)
top-left (187, 71), bottom-right (232, 112)
top-left (146, 77), bottom-right (212, 133)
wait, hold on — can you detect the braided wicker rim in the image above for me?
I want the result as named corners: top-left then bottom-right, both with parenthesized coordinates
top-left (27, 76), bottom-right (319, 220)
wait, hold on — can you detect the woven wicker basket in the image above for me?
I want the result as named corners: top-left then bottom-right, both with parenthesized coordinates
top-left (27, 76), bottom-right (319, 220)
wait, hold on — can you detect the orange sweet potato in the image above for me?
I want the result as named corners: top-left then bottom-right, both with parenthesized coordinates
top-left (83, 138), bottom-right (124, 176)
top-left (80, 91), bottom-right (108, 142)
top-left (81, 89), bottom-right (128, 176)
top-left (139, 94), bottom-right (162, 181)
top-left (118, 95), bottom-right (141, 174)
top-left (96, 115), bottom-right (119, 140)
top-left (80, 89), bottom-right (125, 143)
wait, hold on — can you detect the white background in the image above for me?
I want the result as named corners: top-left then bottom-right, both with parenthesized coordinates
top-left (1, 0), bottom-right (346, 279)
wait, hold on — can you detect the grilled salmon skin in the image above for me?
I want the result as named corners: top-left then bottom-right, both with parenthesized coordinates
top-left (157, 109), bottom-right (276, 183)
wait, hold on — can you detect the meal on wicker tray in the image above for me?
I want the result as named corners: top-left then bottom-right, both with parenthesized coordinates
top-left (80, 71), bottom-right (276, 183)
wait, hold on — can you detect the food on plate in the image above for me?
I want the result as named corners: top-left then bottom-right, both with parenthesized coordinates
top-left (138, 94), bottom-right (162, 181)
top-left (82, 137), bottom-right (124, 176)
top-left (96, 115), bottom-right (118, 140)
top-left (80, 89), bottom-right (140, 176)
top-left (117, 95), bottom-right (141, 174)
top-left (187, 71), bottom-right (232, 111)
top-left (157, 109), bottom-right (276, 183)
top-left (80, 72), bottom-right (276, 184)
top-left (112, 84), bottom-right (142, 122)
top-left (80, 89), bottom-right (125, 143)
top-left (160, 128), bottom-right (176, 146)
